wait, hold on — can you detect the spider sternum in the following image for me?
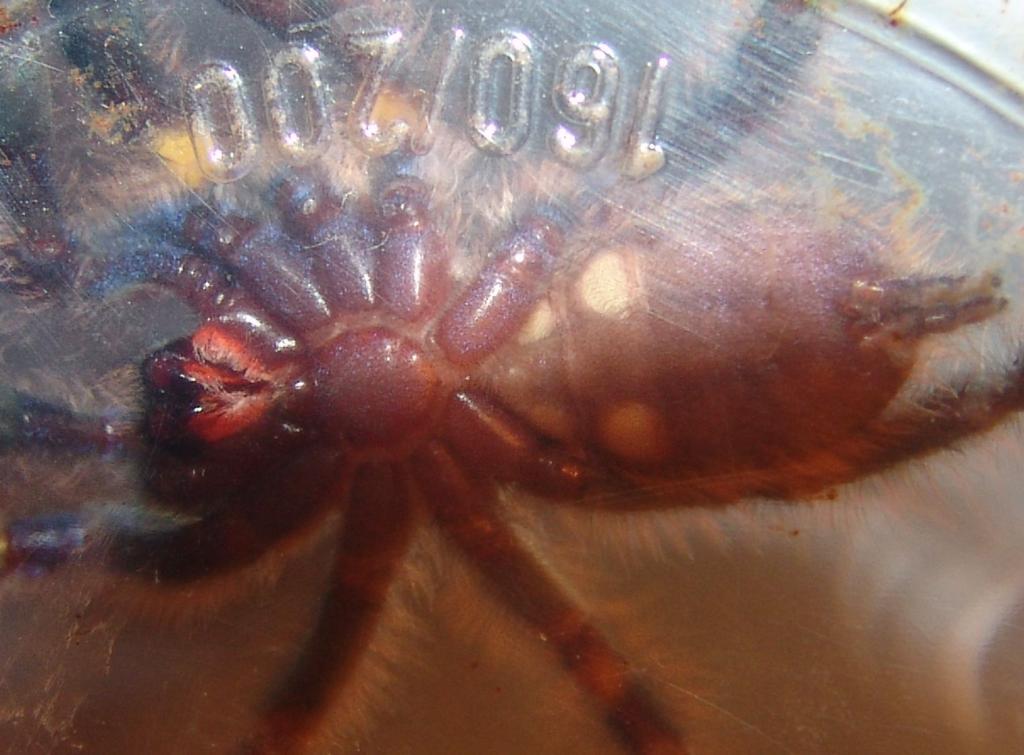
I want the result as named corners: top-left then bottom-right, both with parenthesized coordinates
top-left (309, 325), bottom-right (451, 455)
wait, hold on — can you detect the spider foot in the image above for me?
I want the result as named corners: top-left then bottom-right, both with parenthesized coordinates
top-left (0, 513), bottom-right (87, 578)
top-left (846, 270), bottom-right (1005, 344)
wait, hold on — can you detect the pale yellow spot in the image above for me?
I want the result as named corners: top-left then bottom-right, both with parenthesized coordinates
top-left (151, 129), bottom-right (208, 190)
top-left (623, 146), bottom-right (666, 180)
top-left (356, 86), bottom-right (427, 156)
top-left (599, 402), bottom-right (671, 464)
top-left (374, 86), bottom-right (424, 129)
top-left (518, 300), bottom-right (555, 343)
top-left (576, 250), bottom-right (636, 319)
top-left (525, 403), bottom-right (576, 442)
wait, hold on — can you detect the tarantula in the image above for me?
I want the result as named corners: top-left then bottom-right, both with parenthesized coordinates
top-left (3, 171), bottom-right (1020, 753)
top-left (0, 1), bottom-right (1022, 754)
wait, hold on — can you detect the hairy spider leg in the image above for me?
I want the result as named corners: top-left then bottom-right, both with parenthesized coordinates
top-left (244, 198), bottom-right (679, 754)
top-left (0, 388), bottom-right (131, 457)
top-left (0, 431), bottom-right (348, 582)
top-left (674, 0), bottom-right (824, 181)
top-left (421, 213), bottom-right (684, 753)
top-left (415, 442), bottom-right (686, 755)
top-left (440, 390), bottom-right (590, 498)
top-left (246, 464), bottom-right (417, 755)
top-left (0, 391), bottom-right (135, 576)
top-left (111, 451), bottom-right (350, 582)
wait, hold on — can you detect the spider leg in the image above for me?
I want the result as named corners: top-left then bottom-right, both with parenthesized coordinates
top-left (2, 437), bottom-right (347, 580)
top-left (415, 442), bottom-right (686, 755)
top-left (1, 512), bottom-right (89, 578)
top-left (0, 388), bottom-right (133, 456)
top-left (0, 388), bottom-right (130, 579)
top-left (245, 463), bottom-right (416, 755)
top-left (673, 0), bottom-right (823, 181)
top-left (435, 215), bottom-right (566, 367)
top-left (0, 391), bottom-right (129, 577)
top-left (0, 123), bottom-right (73, 300)
top-left (440, 390), bottom-right (591, 498)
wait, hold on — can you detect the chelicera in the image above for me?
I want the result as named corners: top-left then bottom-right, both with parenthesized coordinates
top-left (1, 2), bottom-right (1022, 754)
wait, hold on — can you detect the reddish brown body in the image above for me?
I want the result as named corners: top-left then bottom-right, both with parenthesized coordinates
top-left (0, 2), bottom-right (1020, 754)
top-left (0, 164), bottom-right (1011, 755)
top-left (150, 180), bottom-right (927, 514)
top-left (479, 218), bottom-right (924, 503)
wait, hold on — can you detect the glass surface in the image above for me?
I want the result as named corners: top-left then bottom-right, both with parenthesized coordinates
top-left (0, 1), bottom-right (1021, 753)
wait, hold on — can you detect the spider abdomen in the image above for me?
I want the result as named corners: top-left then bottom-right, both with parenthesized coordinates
top-left (563, 229), bottom-right (902, 482)
top-left (481, 217), bottom-right (998, 502)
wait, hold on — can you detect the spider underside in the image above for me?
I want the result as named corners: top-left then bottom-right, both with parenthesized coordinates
top-left (0, 2), bottom-right (1022, 754)
top-left (0, 164), bottom-right (1019, 755)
